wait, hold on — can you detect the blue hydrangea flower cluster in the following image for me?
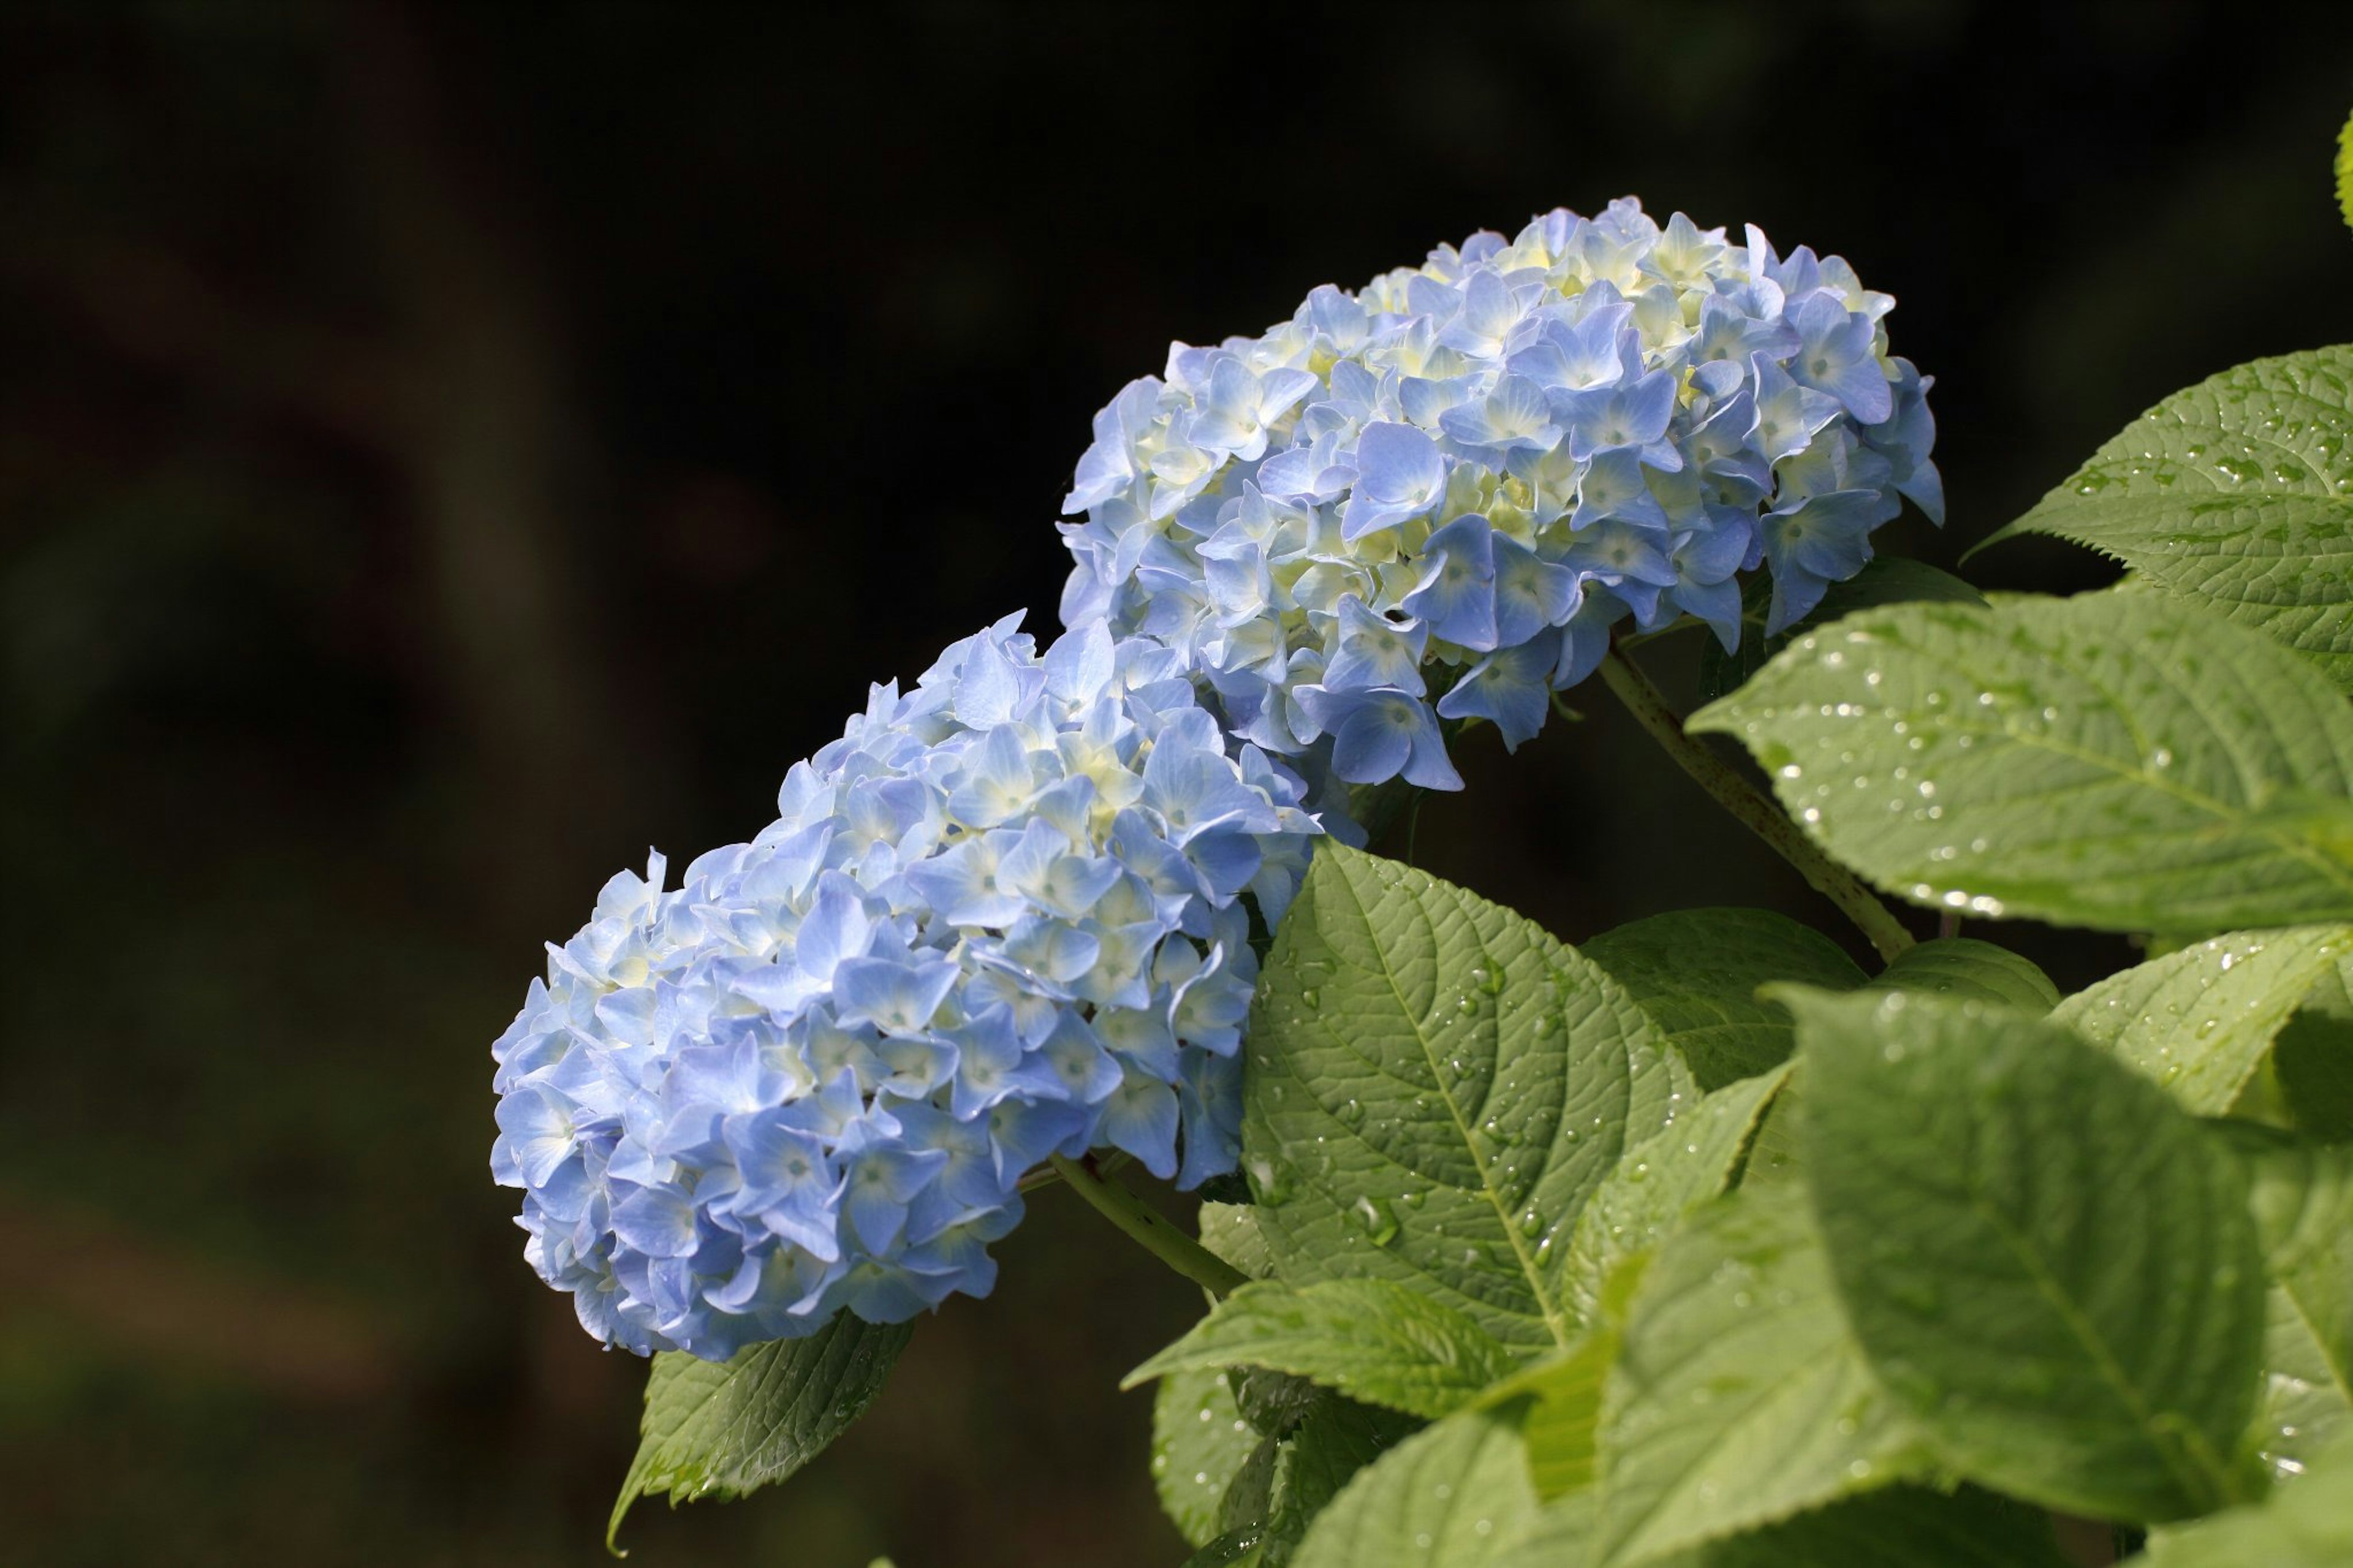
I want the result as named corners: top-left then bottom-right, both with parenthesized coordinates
top-left (495, 200), bottom-right (1939, 1358)
top-left (491, 618), bottom-right (1317, 1357)
top-left (1056, 197), bottom-right (1941, 789)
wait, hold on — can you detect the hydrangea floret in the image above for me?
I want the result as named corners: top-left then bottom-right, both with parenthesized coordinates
top-left (491, 618), bottom-right (1317, 1357)
top-left (1056, 197), bottom-right (1941, 787)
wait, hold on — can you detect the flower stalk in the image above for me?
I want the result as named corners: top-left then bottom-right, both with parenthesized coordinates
top-left (1050, 1154), bottom-right (1251, 1298)
top-left (1599, 646), bottom-right (1915, 962)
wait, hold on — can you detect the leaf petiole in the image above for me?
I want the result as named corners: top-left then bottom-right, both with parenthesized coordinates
top-left (1598, 646), bottom-right (1915, 962)
top-left (1049, 1154), bottom-right (1251, 1299)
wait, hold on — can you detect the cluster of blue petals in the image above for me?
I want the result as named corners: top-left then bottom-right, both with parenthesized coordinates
top-left (491, 619), bottom-right (1316, 1357)
top-left (1058, 197), bottom-right (1941, 789)
top-left (494, 199), bottom-right (1938, 1358)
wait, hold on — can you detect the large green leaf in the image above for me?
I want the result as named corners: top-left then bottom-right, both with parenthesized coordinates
top-left (2146, 1433), bottom-right (2353, 1564)
top-left (1126, 1279), bottom-right (1520, 1420)
top-left (1495, 1485), bottom-right (2069, 1567)
top-left (1791, 987), bottom-right (2266, 1520)
top-left (1243, 845), bottom-right (1689, 1351)
top-left (1289, 1404), bottom-right (1541, 1568)
top-left (1689, 591), bottom-right (2353, 934)
top-left (607, 1316), bottom-right (913, 1548)
top-left (1558, 1066), bottom-right (1790, 1327)
top-left (2234, 1130), bottom-right (2353, 1482)
top-left (1580, 909), bottom-right (1866, 1088)
top-left (1700, 557), bottom-right (1989, 701)
top-left (2052, 927), bottom-right (2353, 1112)
top-left (1860, 937), bottom-right (2058, 1010)
top-left (1974, 347), bottom-right (2353, 690)
top-left (1594, 1186), bottom-right (1928, 1564)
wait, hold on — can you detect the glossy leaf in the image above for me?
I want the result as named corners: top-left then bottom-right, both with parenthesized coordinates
top-left (1691, 591), bottom-right (2353, 933)
top-left (1976, 347), bottom-right (2353, 690)
top-left (2053, 927), bottom-right (2353, 1112)
top-left (1243, 846), bottom-right (1688, 1350)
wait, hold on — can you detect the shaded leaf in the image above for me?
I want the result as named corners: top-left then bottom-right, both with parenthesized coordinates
top-left (1594, 1186), bottom-right (1928, 1564)
top-left (2230, 1129), bottom-right (2353, 1482)
top-left (2146, 1433), bottom-right (2353, 1564)
top-left (1495, 1481), bottom-right (2067, 1567)
top-left (1862, 937), bottom-right (2058, 1010)
top-left (1290, 1404), bottom-right (1540, 1568)
top-left (1792, 987), bottom-right (2265, 1520)
top-left (1581, 909), bottom-right (1866, 1088)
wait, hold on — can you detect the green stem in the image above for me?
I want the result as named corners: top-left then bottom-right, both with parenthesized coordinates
top-left (1599, 646), bottom-right (1915, 963)
top-left (1050, 1154), bottom-right (1250, 1298)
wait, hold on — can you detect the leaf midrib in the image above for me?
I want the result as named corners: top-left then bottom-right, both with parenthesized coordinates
top-left (1963, 1175), bottom-right (2227, 1512)
top-left (1330, 863), bottom-right (1573, 1348)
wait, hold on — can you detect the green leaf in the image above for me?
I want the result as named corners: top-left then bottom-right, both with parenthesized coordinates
top-left (1862, 937), bottom-right (2058, 1010)
top-left (2052, 927), bottom-right (2353, 1112)
top-left (1183, 1531), bottom-right (1269, 1568)
top-left (1260, 1397), bottom-right (1424, 1563)
top-left (1700, 557), bottom-right (1989, 702)
top-left (1972, 347), bottom-right (2353, 691)
top-left (1495, 1484), bottom-right (2069, 1567)
top-left (1290, 1405), bottom-right (1541, 1568)
top-left (607, 1317), bottom-right (912, 1549)
top-left (1203, 1200), bottom-right (1278, 1281)
top-left (1689, 591), bottom-right (2353, 934)
top-left (2275, 957), bottom-right (2353, 1138)
top-left (1243, 845), bottom-right (1689, 1351)
top-left (1594, 1186), bottom-right (1928, 1564)
top-left (1155, 1366), bottom-right (1263, 1547)
top-left (2146, 1433), bottom-right (2353, 1564)
top-left (1559, 1066), bottom-right (1792, 1327)
top-left (1488, 1330), bottom-right (1614, 1501)
top-left (1155, 1203), bottom-right (1291, 1547)
top-left (1126, 1279), bottom-right (1521, 1420)
top-left (2232, 1130), bottom-right (2353, 1482)
top-left (1581, 909), bottom-right (1866, 1088)
top-left (1790, 987), bottom-right (2266, 1519)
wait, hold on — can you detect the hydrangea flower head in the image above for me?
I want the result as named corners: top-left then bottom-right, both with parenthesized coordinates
top-left (491, 618), bottom-right (1318, 1358)
top-left (1056, 199), bottom-right (1941, 789)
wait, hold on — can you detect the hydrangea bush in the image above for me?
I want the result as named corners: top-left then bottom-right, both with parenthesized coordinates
top-left (499, 142), bottom-right (2353, 1567)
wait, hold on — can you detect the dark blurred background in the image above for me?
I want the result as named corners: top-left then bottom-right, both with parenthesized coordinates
top-left (3, 2), bottom-right (2351, 1564)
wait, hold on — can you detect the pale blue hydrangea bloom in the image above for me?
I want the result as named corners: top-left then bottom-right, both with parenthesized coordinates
top-left (1057, 199), bottom-right (1942, 788)
top-left (491, 618), bottom-right (1319, 1358)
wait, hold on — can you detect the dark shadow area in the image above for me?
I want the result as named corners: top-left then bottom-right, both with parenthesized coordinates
top-left (2, 2), bottom-right (2350, 1562)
